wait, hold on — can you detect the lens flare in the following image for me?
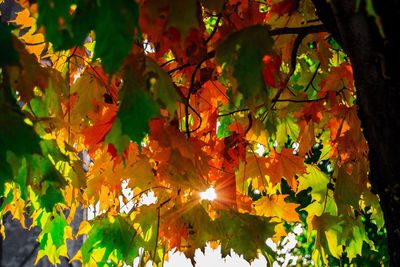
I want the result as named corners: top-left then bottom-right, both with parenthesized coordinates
top-left (199, 187), bottom-right (217, 201)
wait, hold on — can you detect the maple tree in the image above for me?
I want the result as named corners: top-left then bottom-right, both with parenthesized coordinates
top-left (0, 0), bottom-right (398, 266)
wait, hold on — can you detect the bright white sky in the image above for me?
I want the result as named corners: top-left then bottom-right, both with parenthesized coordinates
top-left (130, 244), bottom-right (268, 267)
top-left (165, 245), bottom-right (268, 267)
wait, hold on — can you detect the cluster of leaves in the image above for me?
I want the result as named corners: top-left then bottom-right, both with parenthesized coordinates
top-left (0, 0), bottom-right (387, 266)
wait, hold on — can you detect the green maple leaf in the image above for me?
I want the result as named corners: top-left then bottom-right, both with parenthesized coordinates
top-left (181, 204), bottom-right (218, 254)
top-left (182, 204), bottom-right (276, 261)
top-left (37, 0), bottom-right (140, 73)
top-left (334, 164), bottom-right (367, 213)
top-left (298, 164), bottom-right (329, 203)
top-left (311, 214), bottom-right (374, 263)
top-left (39, 184), bottom-right (65, 211)
top-left (106, 65), bottom-right (160, 153)
top-left (80, 215), bottom-right (141, 266)
top-left (143, 0), bottom-right (199, 40)
top-left (216, 25), bottom-right (273, 102)
top-left (145, 57), bottom-right (179, 117)
top-left (94, 0), bottom-right (140, 73)
top-left (37, 0), bottom-right (90, 50)
top-left (0, 97), bottom-right (41, 184)
top-left (275, 116), bottom-right (300, 148)
top-left (167, 0), bottom-right (199, 39)
top-left (36, 214), bottom-right (70, 265)
top-left (217, 211), bottom-right (277, 260)
top-left (0, 23), bottom-right (19, 65)
top-left (299, 165), bottom-right (337, 216)
top-left (80, 208), bottom-right (158, 266)
top-left (104, 117), bottom-right (131, 155)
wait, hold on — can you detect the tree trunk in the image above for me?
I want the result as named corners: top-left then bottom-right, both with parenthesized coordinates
top-left (313, 0), bottom-right (400, 265)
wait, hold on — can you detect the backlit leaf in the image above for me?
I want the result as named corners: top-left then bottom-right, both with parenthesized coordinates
top-left (216, 25), bottom-right (273, 102)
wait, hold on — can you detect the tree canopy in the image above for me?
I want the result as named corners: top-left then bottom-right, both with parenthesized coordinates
top-left (0, 0), bottom-right (393, 266)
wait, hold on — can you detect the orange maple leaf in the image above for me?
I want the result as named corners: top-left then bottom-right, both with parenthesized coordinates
top-left (82, 103), bottom-right (117, 152)
top-left (254, 194), bottom-right (300, 222)
top-left (266, 148), bottom-right (307, 191)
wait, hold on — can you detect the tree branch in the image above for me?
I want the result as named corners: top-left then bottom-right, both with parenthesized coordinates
top-left (269, 25), bottom-right (327, 36)
top-left (276, 96), bottom-right (326, 103)
top-left (218, 108), bottom-right (250, 117)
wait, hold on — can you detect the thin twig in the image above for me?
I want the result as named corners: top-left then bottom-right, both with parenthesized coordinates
top-left (218, 108), bottom-right (250, 117)
top-left (160, 58), bottom-right (175, 67)
top-left (304, 62), bottom-right (321, 92)
top-left (276, 96), bottom-right (326, 103)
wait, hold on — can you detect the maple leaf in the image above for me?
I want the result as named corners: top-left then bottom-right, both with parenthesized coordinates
top-left (266, 148), bottom-right (307, 191)
top-left (1, 188), bottom-right (27, 228)
top-left (310, 214), bottom-right (374, 264)
top-left (181, 204), bottom-right (277, 260)
top-left (311, 213), bottom-right (344, 260)
top-left (297, 120), bottom-right (316, 155)
top-left (69, 69), bottom-right (107, 122)
top-left (82, 103), bottom-right (117, 152)
top-left (36, 214), bottom-right (72, 265)
top-left (7, 36), bottom-right (49, 102)
top-left (0, 24), bottom-right (19, 65)
top-left (145, 57), bottom-right (179, 117)
top-left (216, 25), bottom-right (273, 103)
top-left (318, 63), bottom-right (354, 97)
top-left (140, 0), bottom-right (205, 63)
top-left (0, 99), bottom-right (41, 180)
top-left (216, 210), bottom-right (277, 260)
top-left (254, 194), bottom-right (300, 222)
top-left (266, 0), bottom-right (299, 17)
top-left (275, 116), bottom-right (300, 148)
top-left (295, 101), bottom-right (324, 123)
top-left (262, 54), bottom-right (284, 88)
top-left (37, 0), bottom-right (140, 73)
top-left (0, 94), bottom-right (66, 212)
top-left (12, 8), bottom-right (46, 58)
top-left (237, 155), bottom-right (269, 191)
top-left (93, 0), bottom-right (140, 73)
top-left (334, 161), bottom-right (369, 213)
top-left (108, 62), bottom-right (160, 149)
top-left (75, 215), bottom-right (144, 266)
top-left (159, 216), bottom-right (189, 249)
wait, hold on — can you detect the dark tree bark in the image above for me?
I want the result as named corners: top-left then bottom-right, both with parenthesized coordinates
top-left (313, 0), bottom-right (400, 265)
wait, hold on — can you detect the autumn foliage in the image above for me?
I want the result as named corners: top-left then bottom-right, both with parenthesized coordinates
top-left (0, 0), bottom-right (387, 266)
